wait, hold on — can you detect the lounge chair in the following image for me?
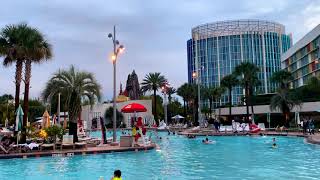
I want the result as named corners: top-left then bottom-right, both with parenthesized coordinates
top-left (225, 126), bottom-right (233, 132)
top-left (75, 141), bottom-right (87, 149)
top-left (258, 123), bottom-right (266, 131)
top-left (40, 143), bottom-right (55, 151)
top-left (0, 144), bottom-right (8, 154)
top-left (61, 135), bottom-right (75, 150)
top-left (219, 126), bottom-right (226, 132)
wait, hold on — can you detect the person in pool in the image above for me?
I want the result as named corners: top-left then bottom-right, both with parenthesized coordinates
top-left (111, 170), bottom-right (122, 180)
top-left (272, 138), bottom-right (277, 148)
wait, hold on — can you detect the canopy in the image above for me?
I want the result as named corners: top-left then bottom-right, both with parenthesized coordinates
top-left (121, 103), bottom-right (147, 113)
top-left (171, 115), bottom-right (184, 119)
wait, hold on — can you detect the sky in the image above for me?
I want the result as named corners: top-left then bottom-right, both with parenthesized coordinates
top-left (0, 0), bottom-right (320, 101)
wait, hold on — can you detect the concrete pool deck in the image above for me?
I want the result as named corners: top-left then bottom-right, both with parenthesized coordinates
top-left (0, 143), bottom-right (156, 159)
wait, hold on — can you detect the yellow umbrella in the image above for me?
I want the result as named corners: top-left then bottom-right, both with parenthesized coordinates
top-left (42, 110), bottom-right (50, 129)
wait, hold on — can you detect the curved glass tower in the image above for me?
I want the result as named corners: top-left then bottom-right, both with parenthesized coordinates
top-left (187, 20), bottom-right (292, 106)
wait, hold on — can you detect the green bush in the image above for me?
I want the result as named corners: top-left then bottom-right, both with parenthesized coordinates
top-left (45, 125), bottom-right (65, 142)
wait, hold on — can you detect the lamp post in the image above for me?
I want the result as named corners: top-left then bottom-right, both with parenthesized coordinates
top-left (192, 72), bottom-right (201, 126)
top-left (108, 25), bottom-right (125, 142)
top-left (161, 85), bottom-right (168, 125)
top-left (57, 93), bottom-right (61, 125)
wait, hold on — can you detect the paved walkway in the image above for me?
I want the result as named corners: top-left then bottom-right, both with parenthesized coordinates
top-left (0, 143), bottom-right (156, 159)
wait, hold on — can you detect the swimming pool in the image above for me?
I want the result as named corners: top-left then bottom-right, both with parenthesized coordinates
top-left (0, 132), bottom-right (320, 180)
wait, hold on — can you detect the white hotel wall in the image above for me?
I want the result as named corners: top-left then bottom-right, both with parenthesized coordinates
top-left (81, 100), bottom-right (153, 129)
top-left (213, 101), bottom-right (320, 115)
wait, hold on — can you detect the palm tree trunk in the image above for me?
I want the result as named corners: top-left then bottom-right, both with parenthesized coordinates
top-left (245, 84), bottom-right (250, 122)
top-left (21, 60), bottom-right (31, 143)
top-left (183, 99), bottom-right (186, 117)
top-left (153, 88), bottom-right (158, 125)
top-left (218, 98), bottom-right (221, 121)
top-left (250, 88), bottom-right (255, 123)
top-left (14, 60), bottom-right (23, 111)
top-left (228, 87), bottom-right (232, 122)
top-left (22, 60), bottom-right (32, 143)
top-left (68, 91), bottom-right (81, 142)
top-left (209, 98), bottom-right (212, 119)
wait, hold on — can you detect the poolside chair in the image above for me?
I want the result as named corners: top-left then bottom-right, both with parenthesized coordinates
top-left (0, 144), bottom-right (8, 154)
top-left (258, 123), bottom-right (266, 131)
top-left (225, 126), bottom-right (233, 132)
top-left (219, 126), bottom-right (226, 132)
top-left (40, 143), bottom-right (55, 151)
top-left (61, 135), bottom-right (75, 150)
top-left (75, 141), bottom-right (87, 149)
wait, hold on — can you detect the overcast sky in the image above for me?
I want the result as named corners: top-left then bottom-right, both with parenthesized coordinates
top-left (0, 0), bottom-right (320, 100)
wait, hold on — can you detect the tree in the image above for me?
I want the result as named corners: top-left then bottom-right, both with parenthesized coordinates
top-left (214, 87), bottom-right (225, 121)
top-left (166, 87), bottom-right (176, 123)
top-left (177, 83), bottom-right (189, 118)
top-left (22, 27), bottom-right (52, 142)
top-left (177, 83), bottom-right (198, 123)
top-left (104, 107), bottom-right (124, 128)
top-left (43, 65), bottom-right (101, 142)
top-left (167, 87), bottom-right (176, 104)
top-left (271, 70), bottom-right (292, 90)
top-left (141, 72), bottom-right (167, 124)
top-left (0, 23), bottom-right (32, 111)
top-left (201, 86), bottom-right (223, 119)
top-left (270, 89), bottom-right (301, 126)
top-left (306, 76), bottom-right (320, 91)
top-left (234, 62), bottom-right (260, 122)
top-left (221, 74), bottom-right (238, 121)
top-left (0, 95), bottom-right (15, 125)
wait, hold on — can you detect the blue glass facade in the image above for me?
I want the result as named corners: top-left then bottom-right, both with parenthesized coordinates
top-left (188, 20), bottom-right (292, 107)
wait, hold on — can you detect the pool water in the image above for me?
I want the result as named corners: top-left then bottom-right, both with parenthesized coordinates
top-left (1, 132), bottom-right (320, 180)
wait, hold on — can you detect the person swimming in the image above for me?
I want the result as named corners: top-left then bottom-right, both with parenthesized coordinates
top-left (271, 138), bottom-right (277, 148)
top-left (111, 170), bottom-right (122, 180)
top-left (202, 137), bottom-right (215, 144)
top-left (272, 143), bottom-right (277, 148)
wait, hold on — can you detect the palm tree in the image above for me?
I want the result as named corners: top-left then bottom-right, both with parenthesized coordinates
top-left (0, 23), bottom-right (31, 111)
top-left (202, 86), bottom-right (223, 119)
top-left (167, 87), bottom-right (176, 104)
top-left (166, 87), bottom-right (176, 123)
top-left (271, 70), bottom-right (292, 90)
top-left (234, 62), bottom-right (260, 121)
top-left (141, 72), bottom-right (167, 124)
top-left (43, 65), bottom-right (101, 142)
top-left (177, 83), bottom-right (189, 118)
top-left (221, 74), bottom-right (238, 121)
top-left (270, 89), bottom-right (301, 126)
top-left (22, 27), bottom-right (52, 142)
top-left (214, 87), bottom-right (225, 121)
top-left (307, 76), bottom-right (320, 90)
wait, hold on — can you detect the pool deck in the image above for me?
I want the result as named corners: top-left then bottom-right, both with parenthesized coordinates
top-left (0, 143), bottom-right (156, 159)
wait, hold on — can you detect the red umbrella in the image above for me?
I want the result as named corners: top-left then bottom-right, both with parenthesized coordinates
top-left (121, 103), bottom-right (147, 113)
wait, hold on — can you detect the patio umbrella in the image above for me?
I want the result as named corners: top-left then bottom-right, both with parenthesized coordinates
top-left (121, 103), bottom-right (147, 113)
top-left (63, 112), bottom-right (68, 129)
top-left (15, 105), bottom-right (24, 144)
top-left (171, 115), bottom-right (185, 119)
top-left (295, 112), bottom-right (301, 126)
top-left (42, 110), bottom-right (51, 129)
top-left (15, 105), bottom-right (23, 132)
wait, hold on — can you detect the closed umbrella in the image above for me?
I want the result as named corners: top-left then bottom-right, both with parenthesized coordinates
top-left (42, 110), bottom-right (51, 129)
top-left (15, 105), bottom-right (24, 144)
top-left (4, 118), bottom-right (8, 128)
